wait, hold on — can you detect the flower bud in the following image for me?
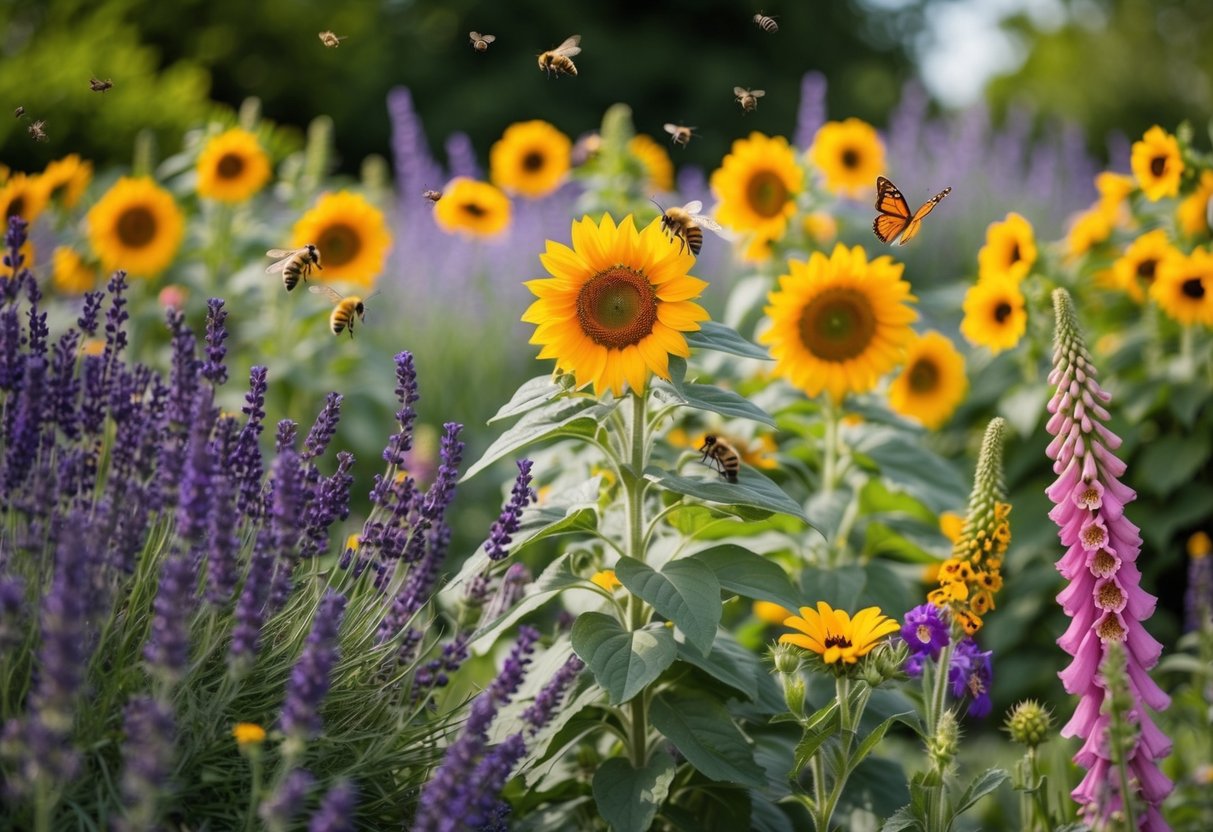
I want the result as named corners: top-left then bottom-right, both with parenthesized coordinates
top-left (1003, 700), bottom-right (1053, 749)
top-left (928, 709), bottom-right (960, 772)
top-left (772, 642), bottom-right (802, 675)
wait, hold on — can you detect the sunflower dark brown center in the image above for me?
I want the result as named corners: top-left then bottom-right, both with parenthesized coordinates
top-left (216, 152), bottom-right (246, 180)
top-left (993, 301), bottom-right (1013, 324)
top-left (6, 196), bottom-right (24, 219)
top-left (318, 223), bottom-right (361, 267)
top-left (576, 266), bottom-right (658, 349)
top-left (824, 634), bottom-right (851, 649)
top-left (1182, 277), bottom-right (1205, 299)
top-left (908, 357), bottom-right (939, 393)
top-left (746, 170), bottom-right (789, 218)
top-left (840, 147), bottom-right (861, 169)
top-left (116, 206), bottom-right (157, 248)
top-left (1137, 258), bottom-right (1157, 281)
top-left (798, 287), bottom-right (877, 362)
top-left (521, 150), bottom-right (546, 173)
top-left (1008, 242), bottom-right (1021, 264)
top-left (1150, 156), bottom-right (1167, 177)
top-left (462, 201), bottom-right (487, 218)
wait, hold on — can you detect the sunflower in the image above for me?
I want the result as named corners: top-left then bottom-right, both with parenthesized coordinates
top-left (433, 177), bottom-right (511, 238)
top-left (0, 240), bottom-right (34, 279)
top-left (1151, 247), bottom-right (1213, 327)
top-left (490, 120), bottom-right (571, 198)
top-left (196, 128), bottom-right (272, 203)
top-left (523, 214), bottom-right (709, 398)
top-left (292, 191), bottom-right (391, 288)
top-left (753, 600), bottom-right (795, 625)
top-left (779, 601), bottom-right (899, 665)
top-left (40, 155), bottom-right (93, 210)
top-left (1064, 207), bottom-right (1113, 260)
top-left (1131, 126), bottom-right (1183, 201)
top-left (87, 177), bottom-right (184, 278)
top-left (808, 118), bottom-right (886, 199)
top-left (760, 244), bottom-right (917, 402)
top-left (1178, 170), bottom-right (1213, 237)
top-left (710, 132), bottom-right (803, 243)
top-left (51, 246), bottom-right (97, 294)
top-left (628, 134), bottom-right (675, 193)
top-left (1112, 229), bottom-right (1178, 303)
top-left (977, 212), bottom-right (1036, 283)
top-left (802, 211), bottom-right (837, 245)
top-left (888, 331), bottom-right (967, 430)
top-left (960, 276), bottom-right (1027, 354)
top-left (0, 172), bottom-right (49, 225)
top-left (590, 570), bottom-right (622, 592)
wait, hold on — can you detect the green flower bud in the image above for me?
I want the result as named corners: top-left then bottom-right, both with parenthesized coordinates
top-left (1003, 699), bottom-right (1053, 749)
top-left (772, 642), bottom-right (803, 675)
top-left (928, 709), bottom-right (960, 771)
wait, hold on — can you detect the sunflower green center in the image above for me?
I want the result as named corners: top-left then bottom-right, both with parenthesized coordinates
top-left (908, 357), bottom-right (939, 393)
top-left (576, 266), bottom-right (658, 349)
top-left (1137, 258), bottom-right (1157, 281)
top-left (993, 301), bottom-right (1013, 324)
top-left (798, 287), bottom-right (877, 362)
top-left (521, 150), bottom-right (546, 173)
top-left (116, 206), bottom-right (157, 248)
top-left (462, 201), bottom-right (487, 218)
top-left (1149, 155), bottom-right (1167, 177)
top-left (317, 223), bottom-right (361, 267)
top-left (745, 170), bottom-right (789, 218)
top-left (1181, 277), bottom-right (1205, 299)
top-left (216, 152), bottom-right (246, 180)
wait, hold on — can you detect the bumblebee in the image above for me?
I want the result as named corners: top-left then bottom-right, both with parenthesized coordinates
top-left (310, 285), bottom-right (374, 338)
top-left (28, 120), bottom-right (47, 142)
top-left (663, 123), bottom-right (696, 148)
top-left (13, 106), bottom-right (24, 118)
top-left (469, 31), bottom-right (496, 52)
top-left (422, 187), bottom-right (443, 203)
top-left (734, 87), bottom-right (765, 114)
top-left (266, 245), bottom-right (323, 292)
top-left (538, 35), bottom-right (581, 77)
top-left (654, 199), bottom-right (724, 257)
top-left (318, 31), bottom-right (347, 48)
top-left (89, 77), bottom-right (114, 92)
top-left (753, 13), bottom-right (779, 33)
top-left (699, 435), bottom-right (740, 483)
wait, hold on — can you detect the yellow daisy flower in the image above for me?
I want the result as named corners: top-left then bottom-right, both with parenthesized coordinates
top-left (292, 191), bottom-right (391, 289)
top-left (523, 214), bottom-right (709, 397)
top-left (960, 276), bottom-right (1026, 354)
top-left (51, 247), bottom-right (97, 294)
top-left (808, 118), bottom-right (886, 199)
top-left (1131, 126), bottom-right (1183, 201)
top-left (1189, 531), bottom-right (1211, 559)
top-left (87, 177), bottom-right (184, 278)
top-left (760, 243), bottom-right (917, 402)
top-left (591, 570), bottom-right (622, 592)
top-left (1151, 246), bottom-right (1213, 327)
top-left (0, 172), bottom-right (49, 226)
top-left (628, 134), bottom-right (675, 193)
top-left (977, 212), bottom-right (1036, 283)
top-left (40, 155), bottom-right (93, 209)
top-left (0, 240), bottom-right (34, 280)
top-left (888, 331), bottom-right (967, 430)
top-left (231, 722), bottom-right (266, 746)
top-left (1177, 170), bottom-right (1213, 237)
top-left (710, 132), bottom-right (803, 243)
top-left (779, 601), bottom-right (899, 665)
top-left (490, 120), bottom-right (572, 198)
top-left (1112, 229), bottom-right (1178, 303)
top-left (1095, 171), bottom-right (1134, 215)
top-left (1064, 207), bottom-right (1113, 260)
top-left (754, 600), bottom-right (795, 625)
top-left (196, 128), bottom-right (272, 203)
top-left (433, 177), bottom-right (511, 238)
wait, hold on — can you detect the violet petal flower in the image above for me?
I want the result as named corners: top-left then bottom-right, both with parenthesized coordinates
top-left (484, 459), bottom-right (536, 561)
top-left (281, 590), bottom-right (348, 742)
top-left (900, 603), bottom-right (950, 662)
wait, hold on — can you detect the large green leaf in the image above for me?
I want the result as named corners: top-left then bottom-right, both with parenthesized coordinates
top-left (1136, 433), bottom-right (1211, 498)
top-left (691, 544), bottom-right (802, 611)
top-left (651, 380), bottom-right (777, 427)
top-left (647, 466), bottom-right (809, 524)
top-left (571, 612), bottom-right (677, 705)
top-left (464, 397), bottom-right (615, 480)
top-left (591, 752), bottom-right (677, 832)
top-left (650, 691), bottom-right (766, 787)
top-left (615, 557), bottom-right (721, 656)
top-left (685, 320), bottom-right (772, 360)
top-left (676, 629), bottom-right (761, 700)
top-left (511, 476), bottom-right (601, 550)
top-left (852, 428), bottom-right (968, 513)
top-left (799, 562), bottom-right (909, 618)
top-left (489, 374), bottom-right (565, 423)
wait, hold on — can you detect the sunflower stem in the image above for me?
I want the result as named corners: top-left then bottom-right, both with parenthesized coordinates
top-left (822, 401), bottom-right (840, 498)
top-left (623, 391), bottom-right (651, 768)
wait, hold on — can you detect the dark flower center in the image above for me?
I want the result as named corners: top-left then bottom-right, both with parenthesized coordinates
top-left (799, 288), bottom-right (877, 361)
top-left (1182, 277), bottom-right (1205, 299)
top-left (745, 170), bottom-right (789, 218)
top-left (840, 148), bottom-right (861, 170)
top-left (462, 201), bottom-right (487, 218)
top-left (317, 223), bottom-right (361, 267)
top-left (576, 266), bottom-right (658, 349)
top-left (1149, 155), bottom-right (1167, 177)
top-left (824, 634), bottom-right (852, 649)
top-left (908, 357), bottom-right (939, 393)
top-left (993, 301), bottom-right (1013, 324)
top-left (116, 206), bottom-right (157, 248)
top-left (521, 150), bottom-right (546, 173)
top-left (1008, 242), bottom-right (1021, 264)
top-left (6, 196), bottom-right (24, 219)
top-left (1136, 258), bottom-right (1157, 282)
top-left (216, 152), bottom-right (246, 180)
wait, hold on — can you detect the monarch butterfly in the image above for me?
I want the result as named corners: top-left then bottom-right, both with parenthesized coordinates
top-left (872, 176), bottom-right (952, 246)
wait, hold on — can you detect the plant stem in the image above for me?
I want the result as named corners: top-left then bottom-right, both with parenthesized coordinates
top-left (623, 391), bottom-right (650, 768)
top-left (822, 400), bottom-right (839, 497)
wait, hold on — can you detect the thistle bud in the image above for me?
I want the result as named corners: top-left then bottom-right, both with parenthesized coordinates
top-left (928, 709), bottom-right (960, 772)
top-left (1003, 700), bottom-right (1053, 749)
top-left (772, 642), bottom-right (802, 675)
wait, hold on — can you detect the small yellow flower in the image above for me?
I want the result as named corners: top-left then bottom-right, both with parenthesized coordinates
top-left (196, 128), bottom-right (272, 203)
top-left (977, 213), bottom-right (1036, 283)
top-left (79, 338), bottom-right (106, 357)
top-left (753, 600), bottom-right (794, 625)
top-left (628, 134), bottom-right (675, 193)
top-left (802, 211), bottom-right (837, 245)
top-left (433, 177), bottom-right (511, 238)
top-left (51, 247), bottom-right (97, 294)
top-left (1112, 229), bottom-right (1178, 303)
top-left (232, 722), bottom-right (266, 746)
top-left (1189, 531), bottom-right (1212, 559)
top-left (960, 276), bottom-right (1026, 354)
top-left (1131, 126), bottom-right (1183, 201)
top-left (345, 534), bottom-right (361, 553)
top-left (591, 570), bottom-right (622, 592)
top-left (955, 609), bottom-right (982, 635)
top-left (1151, 246), bottom-right (1213, 327)
top-left (939, 512), bottom-right (965, 544)
top-left (808, 118), bottom-right (886, 199)
top-left (1177, 170), bottom-right (1213, 237)
top-left (1095, 172), bottom-right (1134, 215)
top-left (491, 120), bottom-right (572, 198)
top-left (888, 331), bottom-right (967, 430)
top-left (779, 601), bottom-right (899, 665)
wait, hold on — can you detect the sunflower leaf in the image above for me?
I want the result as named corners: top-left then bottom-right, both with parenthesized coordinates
top-left (464, 397), bottom-right (617, 480)
top-left (650, 690), bottom-right (766, 787)
top-left (571, 612), bottom-right (677, 705)
top-left (615, 556), bottom-right (721, 656)
top-left (686, 321), bottom-right (771, 360)
top-left (489, 374), bottom-right (565, 423)
top-left (645, 466), bottom-right (811, 525)
top-left (690, 544), bottom-right (802, 611)
top-left (651, 380), bottom-right (778, 427)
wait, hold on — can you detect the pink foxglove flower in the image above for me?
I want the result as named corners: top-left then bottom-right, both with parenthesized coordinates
top-left (1046, 289), bottom-right (1172, 830)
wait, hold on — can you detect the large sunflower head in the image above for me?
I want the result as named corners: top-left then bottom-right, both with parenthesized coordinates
top-left (433, 177), bottom-right (511, 238)
top-left (808, 118), bottom-right (886, 199)
top-left (1178, 170), bottom-right (1213, 237)
top-left (51, 246), bottom-right (97, 294)
top-left (1112, 229), bottom-right (1178, 303)
top-left (628, 134), bottom-right (675, 193)
top-left (710, 132), bottom-right (803, 242)
top-left (40, 155), bottom-right (93, 210)
top-left (977, 212), bottom-right (1037, 283)
top-left (779, 601), bottom-right (900, 666)
top-left (759, 244), bottom-right (917, 402)
top-left (291, 191), bottom-right (391, 288)
top-left (196, 128), bottom-right (272, 203)
top-left (888, 331), bottom-right (968, 430)
top-left (1131, 126), bottom-right (1183, 201)
top-left (1151, 247), bottom-right (1213, 327)
top-left (0, 172), bottom-right (49, 226)
top-left (490, 120), bottom-right (572, 199)
top-left (523, 214), bottom-right (709, 398)
top-left (960, 276), bottom-right (1027, 354)
top-left (86, 176), bottom-right (184, 278)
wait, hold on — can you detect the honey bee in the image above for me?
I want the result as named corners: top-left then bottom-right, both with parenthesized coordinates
top-left (318, 30), bottom-right (347, 48)
top-left (537, 35), bottom-right (581, 77)
top-left (734, 87), bottom-right (765, 114)
top-left (699, 435), bottom-right (741, 483)
top-left (266, 245), bottom-right (323, 292)
top-left (654, 199), bottom-right (724, 257)
top-left (89, 77), bottom-right (114, 92)
top-left (28, 120), bottom-right (47, 142)
top-left (663, 123), bottom-right (696, 148)
top-left (14, 106), bottom-right (24, 118)
top-left (422, 187), bottom-right (442, 203)
top-left (310, 285), bottom-right (374, 338)
top-left (753, 12), bottom-right (779, 33)
top-left (469, 31), bottom-right (496, 52)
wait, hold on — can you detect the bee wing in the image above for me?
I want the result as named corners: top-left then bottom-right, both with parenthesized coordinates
top-left (733, 86), bottom-right (747, 97)
top-left (553, 34), bottom-right (581, 56)
top-left (681, 200), bottom-right (703, 214)
top-left (266, 248), bottom-right (295, 258)
top-left (752, 90), bottom-right (765, 97)
top-left (482, 34), bottom-right (496, 43)
top-left (469, 31), bottom-right (482, 39)
top-left (663, 123), bottom-right (679, 135)
top-left (309, 285), bottom-right (345, 305)
top-left (689, 214), bottom-right (725, 234)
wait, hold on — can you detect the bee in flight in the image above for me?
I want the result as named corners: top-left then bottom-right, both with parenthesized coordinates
top-left (89, 77), bottom-right (114, 92)
top-left (469, 31), bottom-right (496, 52)
top-left (872, 176), bottom-right (952, 246)
top-left (654, 199), bottom-right (724, 257)
top-left (266, 245), bottom-right (323, 292)
top-left (310, 285), bottom-right (375, 338)
top-left (422, 186), bottom-right (442, 203)
top-left (753, 12), bottom-right (779, 32)
top-left (734, 87), bottom-right (765, 114)
top-left (537, 35), bottom-right (581, 77)
top-left (663, 123), bottom-right (696, 148)
top-left (13, 106), bottom-right (24, 118)
top-left (699, 435), bottom-right (740, 483)
top-left (28, 120), bottom-right (47, 142)
top-left (318, 31), bottom-right (347, 48)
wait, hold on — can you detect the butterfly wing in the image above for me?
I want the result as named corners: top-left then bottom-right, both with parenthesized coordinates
top-left (897, 187), bottom-right (952, 246)
top-left (872, 177), bottom-right (911, 244)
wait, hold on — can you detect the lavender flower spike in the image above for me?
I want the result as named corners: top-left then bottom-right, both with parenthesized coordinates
top-left (308, 780), bottom-right (358, 832)
top-left (119, 696), bottom-right (175, 831)
top-left (281, 590), bottom-right (348, 746)
top-left (484, 459), bottom-right (536, 561)
top-left (201, 298), bottom-right (229, 385)
top-left (1046, 289), bottom-right (1172, 830)
top-left (260, 768), bottom-right (316, 832)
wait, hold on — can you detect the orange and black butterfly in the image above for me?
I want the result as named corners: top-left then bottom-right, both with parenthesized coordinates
top-left (872, 176), bottom-right (952, 246)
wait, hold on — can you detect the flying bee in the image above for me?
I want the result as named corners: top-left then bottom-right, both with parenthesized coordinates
top-left (753, 12), bottom-right (779, 32)
top-left (28, 120), bottom-right (47, 142)
top-left (89, 77), bottom-right (114, 92)
top-left (14, 106), bottom-right (24, 118)
top-left (318, 30), bottom-right (347, 47)
top-left (310, 285), bottom-right (376, 338)
top-left (654, 199), bottom-right (724, 257)
top-left (699, 435), bottom-right (741, 483)
top-left (734, 87), bottom-right (765, 114)
top-left (537, 35), bottom-right (581, 77)
top-left (266, 245), bottom-right (323, 292)
top-left (663, 123), bottom-right (696, 148)
top-left (469, 31), bottom-right (496, 52)
top-left (422, 186), bottom-right (442, 203)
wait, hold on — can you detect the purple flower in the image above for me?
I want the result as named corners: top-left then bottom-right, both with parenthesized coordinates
top-left (266, 447), bottom-right (305, 611)
top-left (260, 768), bottom-right (316, 832)
top-left (422, 422), bottom-right (464, 523)
top-left (232, 366), bottom-right (269, 521)
top-left (175, 389), bottom-right (218, 546)
top-left (900, 603), bottom-right (950, 663)
top-left (521, 654), bottom-right (584, 733)
top-left (0, 575), bottom-right (26, 653)
top-left (48, 331), bottom-right (82, 440)
top-left (144, 552), bottom-right (196, 685)
top-left (201, 298), bottom-right (229, 385)
top-left (381, 351), bottom-right (419, 467)
top-left (482, 562), bottom-right (532, 625)
top-left (164, 305), bottom-right (198, 427)
top-left (119, 696), bottom-right (175, 830)
top-left (4, 355), bottom-right (46, 499)
top-left (378, 522), bottom-right (450, 645)
top-left (484, 460), bottom-right (535, 561)
top-left (77, 290), bottom-right (104, 336)
top-left (206, 418), bottom-right (242, 606)
top-left (281, 590), bottom-right (348, 742)
top-left (229, 544), bottom-right (274, 669)
top-left (947, 637), bottom-right (993, 719)
top-left (308, 780), bottom-right (358, 832)
top-left (1186, 545), bottom-right (1212, 633)
top-left (275, 418), bottom-right (298, 454)
top-left (303, 392), bottom-right (343, 461)
top-left (793, 71), bottom-right (828, 151)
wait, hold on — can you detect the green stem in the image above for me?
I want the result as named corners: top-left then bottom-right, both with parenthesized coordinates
top-left (243, 752), bottom-right (264, 832)
top-left (822, 401), bottom-right (839, 497)
top-left (623, 391), bottom-right (651, 767)
top-left (812, 675), bottom-right (859, 832)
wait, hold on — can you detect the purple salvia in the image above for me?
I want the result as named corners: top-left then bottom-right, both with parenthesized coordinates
top-left (233, 366), bottom-right (269, 521)
top-left (302, 392), bottom-right (343, 461)
top-left (260, 768), bottom-right (316, 832)
top-left (205, 417), bottom-right (242, 606)
top-left (308, 780), bottom-right (358, 832)
top-left (281, 589), bottom-right (348, 742)
top-left (793, 71), bottom-right (828, 151)
top-left (143, 552), bottom-right (196, 686)
top-left (484, 459), bottom-right (535, 561)
top-left (382, 351), bottom-right (420, 467)
top-left (421, 422), bottom-right (464, 522)
top-left (119, 696), bottom-right (175, 831)
top-left (521, 654), bottom-right (585, 734)
top-left (229, 544), bottom-right (274, 669)
top-left (48, 331), bottom-right (81, 440)
top-left (77, 290), bottom-right (104, 336)
top-left (164, 305), bottom-right (198, 427)
top-left (947, 637), bottom-right (994, 719)
top-left (201, 297), bottom-right (229, 385)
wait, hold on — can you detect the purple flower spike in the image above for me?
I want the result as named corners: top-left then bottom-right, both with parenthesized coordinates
top-left (260, 768), bottom-right (316, 832)
top-left (382, 351), bottom-right (419, 467)
top-left (281, 590), bottom-right (348, 743)
top-left (308, 780), bottom-right (358, 832)
top-left (521, 654), bottom-right (585, 734)
top-left (900, 603), bottom-right (950, 666)
top-left (119, 696), bottom-right (175, 830)
top-left (484, 460), bottom-right (536, 561)
top-left (303, 392), bottom-right (343, 461)
top-left (201, 298), bottom-right (229, 385)
top-left (144, 552), bottom-right (197, 686)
